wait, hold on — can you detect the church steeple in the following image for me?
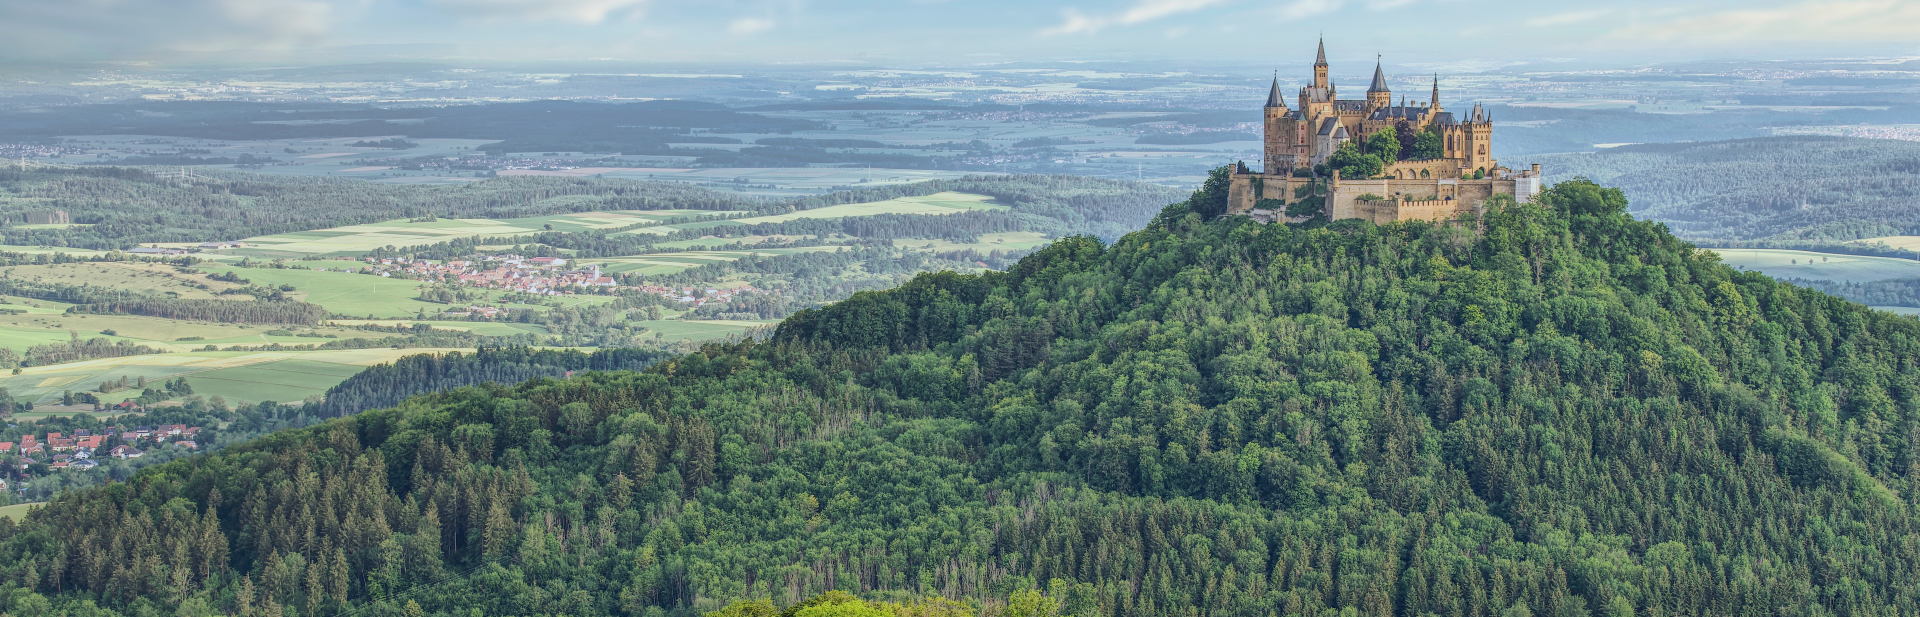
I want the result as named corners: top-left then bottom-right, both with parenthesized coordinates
top-left (1430, 74), bottom-right (1442, 112)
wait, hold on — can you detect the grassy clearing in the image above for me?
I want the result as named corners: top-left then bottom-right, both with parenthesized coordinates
top-left (893, 232), bottom-right (1054, 254)
top-left (593, 246), bottom-right (848, 275)
top-left (1855, 236), bottom-right (1920, 251)
top-left (1711, 249), bottom-right (1920, 283)
top-left (710, 192), bottom-right (1003, 227)
top-left (0, 312), bottom-right (404, 354)
top-left (0, 245), bottom-right (114, 258)
top-left (191, 266), bottom-right (445, 318)
top-left (326, 320), bottom-right (548, 336)
top-left (229, 209), bottom-right (725, 258)
top-left (0, 347), bottom-right (475, 405)
top-left (0, 504), bottom-right (37, 521)
top-left (1, 262), bottom-right (234, 299)
top-left (631, 319), bottom-right (775, 341)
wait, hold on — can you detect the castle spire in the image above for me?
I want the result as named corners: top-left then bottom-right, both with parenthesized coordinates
top-left (1265, 72), bottom-right (1285, 108)
top-left (1315, 37), bottom-right (1327, 66)
top-left (1368, 55), bottom-right (1389, 93)
top-left (1430, 74), bottom-right (1440, 109)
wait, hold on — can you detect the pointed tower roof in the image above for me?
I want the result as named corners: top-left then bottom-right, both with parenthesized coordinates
top-left (1368, 56), bottom-right (1389, 93)
top-left (1265, 73), bottom-right (1285, 108)
top-left (1315, 37), bottom-right (1328, 66)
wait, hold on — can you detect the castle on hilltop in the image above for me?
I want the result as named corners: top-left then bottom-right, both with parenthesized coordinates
top-left (1228, 40), bottom-right (1542, 223)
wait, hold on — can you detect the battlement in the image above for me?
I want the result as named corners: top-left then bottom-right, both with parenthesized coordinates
top-left (1226, 163), bottom-right (1543, 224)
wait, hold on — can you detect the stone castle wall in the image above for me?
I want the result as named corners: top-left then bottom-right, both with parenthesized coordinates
top-left (1228, 172), bottom-right (1527, 224)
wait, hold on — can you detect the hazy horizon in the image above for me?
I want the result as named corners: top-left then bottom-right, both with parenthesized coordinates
top-left (2, 0), bottom-right (1916, 67)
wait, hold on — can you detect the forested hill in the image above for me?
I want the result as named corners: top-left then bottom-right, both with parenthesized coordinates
top-left (4, 178), bottom-right (1920, 617)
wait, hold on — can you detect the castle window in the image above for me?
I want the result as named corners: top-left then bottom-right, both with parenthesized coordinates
top-left (1421, 169), bottom-right (1430, 179)
top-left (1478, 145), bottom-right (1486, 155)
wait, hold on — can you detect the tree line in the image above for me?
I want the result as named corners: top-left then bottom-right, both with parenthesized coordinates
top-left (69, 298), bottom-right (329, 326)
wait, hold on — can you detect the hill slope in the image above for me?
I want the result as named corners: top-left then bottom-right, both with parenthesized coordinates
top-left (1, 179), bottom-right (1917, 617)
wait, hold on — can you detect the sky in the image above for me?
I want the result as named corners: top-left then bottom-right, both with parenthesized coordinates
top-left (2, 0), bottom-right (1918, 67)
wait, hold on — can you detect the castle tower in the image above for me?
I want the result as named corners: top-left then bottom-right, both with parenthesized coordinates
top-left (1312, 38), bottom-right (1329, 89)
top-left (1366, 57), bottom-right (1391, 110)
top-left (1463, 103), bottom-right (1493, 173)
top-left (1429, 74), bottom-right (1441, 112)
top-left (1263, 74), bottom-right (1295, 175)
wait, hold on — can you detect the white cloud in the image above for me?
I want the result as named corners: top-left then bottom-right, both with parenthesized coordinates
top-left (424, 0), bottom-right (651, 24)
top-left (1604, 0), bottom-right (1920, 43)
top-left (729, 17), bottom-right (776, 35)
top-left (1280, 0), bottom-right (1344, 18)
top-left (1524, 8), bottom-right (1610, 28)
top-left (0, 0), bottom-right (341, 57)
top-left (1043, 0), bottom-right (1231, 35)
top-left (1366, 0), bottom-right (1418, 10)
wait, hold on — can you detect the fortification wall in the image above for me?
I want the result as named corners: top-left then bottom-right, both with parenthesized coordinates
top-left (1381, 159), bottom-right (1461, 180)
top-left (1230, 171), bottom-right (1517, 223)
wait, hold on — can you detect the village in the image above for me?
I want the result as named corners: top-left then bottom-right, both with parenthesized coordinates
top-left (351, 253), bottom-right (773, 314)
top-left (0, 423), bottom-right (202, 475)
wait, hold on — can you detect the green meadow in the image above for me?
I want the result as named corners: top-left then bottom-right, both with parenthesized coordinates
top-left (592, 246), bottom-right (849, 275)
top-left (222, 209), bottom-right (732, 258)
top-left (0, 348), bottom-right (471, 405)
top-left (1710, 249), bottom-right (1920, 283)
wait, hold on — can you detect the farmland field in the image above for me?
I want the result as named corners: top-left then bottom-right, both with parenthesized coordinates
top-left (1708, 249), bottom-right (1920, 283)
top-left (715, 192), bottom-right (1004, 226)
top-left (593, 246), bottom-right (849, 275)
top-left (893, 231), bottom-right (1055, 254)
top-left (628, 319), bottom-right (776, 341)
top-left (225, 209), bottom-right (734, 258)
top-left (0, 245), bottom-right (115, 258)
top-left (1855, 236), bottom-right (1920, 251)
top-left (0, 348), bottom-right (473, 405)
top-left (1, 262), bottom-right (234, 299)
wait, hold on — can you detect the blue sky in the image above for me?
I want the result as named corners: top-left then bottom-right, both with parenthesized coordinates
top-left (3, 0), bottom-right (1917, 66)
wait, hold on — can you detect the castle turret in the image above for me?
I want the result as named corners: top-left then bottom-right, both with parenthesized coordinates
top-left (1263, 74), bottom-right (1296, 175)
top-left (1429, 74), bottom-right (1441, 112)
top-left (1313, 38), bottom-right (1329, 89)
top-left (1366, 57), bottom-right (1391, 110)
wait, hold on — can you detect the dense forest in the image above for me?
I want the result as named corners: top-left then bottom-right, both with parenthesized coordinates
top-left (310, 347), bottom-right (670, 419)
top-left (1785, 276), bottom-right (1920, 308)
top-left (2, 175), bottom-right (1918, 617)
top-left (1530, 135), bottom-right (1920, 242)
top-left (0, 167), bottom-right (760, 250)
top-left (69, 298), bottom-right (330, 325)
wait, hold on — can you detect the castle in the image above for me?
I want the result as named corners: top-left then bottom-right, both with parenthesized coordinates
top-left (1228, 40), bottom-right (1542, 223)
